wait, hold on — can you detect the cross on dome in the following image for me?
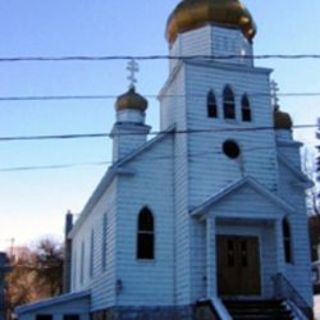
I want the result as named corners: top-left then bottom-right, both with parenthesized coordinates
top-left (127, 59), bottom-right (139, 88)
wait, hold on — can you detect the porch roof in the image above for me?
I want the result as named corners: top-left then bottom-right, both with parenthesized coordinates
top-left (16, 290), bottom-right (91, 315)
top-left (190, 176), bottom-right (296, 219)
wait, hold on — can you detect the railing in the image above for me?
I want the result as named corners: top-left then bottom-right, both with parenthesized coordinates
top-left (272, 273), bottom-right (312, 320)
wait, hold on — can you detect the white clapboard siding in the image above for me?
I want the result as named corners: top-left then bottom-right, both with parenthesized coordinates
top-left (116, 133), bottom-right (175, 306)
top-left (71, 179), bottom-right (117, 310)
top-left (277, 151), bottom-right (313, 305)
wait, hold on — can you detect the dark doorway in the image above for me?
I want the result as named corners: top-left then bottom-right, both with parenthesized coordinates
top-left (217, 235), bottom-right (261, 296)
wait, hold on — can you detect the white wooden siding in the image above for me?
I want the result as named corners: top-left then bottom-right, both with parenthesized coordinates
top-left (116, 134), bottom-right (175, 306)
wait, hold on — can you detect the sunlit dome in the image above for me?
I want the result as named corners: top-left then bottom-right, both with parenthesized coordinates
top-left (166, 0), bottom-right (257, 45)
top-left (115, 86), bottom-right (148, 112)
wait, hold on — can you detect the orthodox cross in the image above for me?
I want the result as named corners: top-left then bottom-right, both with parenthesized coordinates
top-left (270, 80), bottom-right (280, 109)
top-left (127, 59), bottom-right (139, 88)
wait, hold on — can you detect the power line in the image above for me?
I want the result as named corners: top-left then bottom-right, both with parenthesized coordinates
top-left (0, 161), bottom-right (109, 172)
top-left (0, 54), bottom-right (319, 63)
top-left (0, 92), bottom-right (319, 103)
top-left (0, 144), bottom-right (315, 173)
top-left (0, 124), bottom-right (317, 142)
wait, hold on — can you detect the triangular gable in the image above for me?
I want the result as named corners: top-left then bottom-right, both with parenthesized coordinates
top-left (190, 176), bottom-right (295, 217)
top-left (278, 153), bottom-right (314, 188)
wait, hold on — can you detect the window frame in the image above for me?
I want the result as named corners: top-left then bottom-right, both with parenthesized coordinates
top-left (136, 207), bottom-right (155, 260)
top-left (223, 85), bottom-right (236, 120)
top-left (207, 90), bottom-right (218, 118)
top-left (283, 218), bottom-right (293, 264)
top-left (241, 94), bottom-right (252, 122)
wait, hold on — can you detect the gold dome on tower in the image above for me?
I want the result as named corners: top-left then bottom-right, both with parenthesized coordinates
top-left (115, 86), bottom-right (148, 112)
top-left (166, 0), bottom-right (257, 45)
top-left (274, 106), bottom-right (293, 130)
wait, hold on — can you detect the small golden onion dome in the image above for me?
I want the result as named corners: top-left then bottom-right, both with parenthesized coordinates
top-left (115, 86), bottom-right (148, 112)
top-left (274, 106), bottom-right (293, 130)
top-left (166, 0), bottom-right (257, 45)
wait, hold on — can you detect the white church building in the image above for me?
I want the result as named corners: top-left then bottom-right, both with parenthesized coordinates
top-left (17, 0), bottom-right (314, 319)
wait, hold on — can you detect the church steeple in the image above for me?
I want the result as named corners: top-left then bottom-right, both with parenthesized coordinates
top-left (111, 60), bottom-right (150, 162)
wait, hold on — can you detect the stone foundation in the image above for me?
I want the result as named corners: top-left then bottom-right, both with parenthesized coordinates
top-left (91, 305), bottom-right (194, 320)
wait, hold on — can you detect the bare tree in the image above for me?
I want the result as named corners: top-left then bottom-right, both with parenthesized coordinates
top-left (5, 239), bottom-right (64, 317)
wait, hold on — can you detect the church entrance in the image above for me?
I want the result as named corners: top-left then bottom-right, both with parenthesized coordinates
top-left (216, 235), bottom-right (261, 296)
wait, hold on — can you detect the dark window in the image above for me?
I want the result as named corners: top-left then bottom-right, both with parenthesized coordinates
top-left (80, 241), bottom-right (85, 285)
top-left (240, 240), bottom-right (248, 267)
top-left (102, 213), bottom-right (107, 271)
top-left (36, 315), bottom-right (53, 320)
top-left (64, 315), bottom-right (80, 320)
top-left (90, 230), bottom-right (94, 278)
top-left (223, 140), bottom-right (241, 159)
top-left (241, 94), bottom-right (252, 122)
top-left (227, 240), bottom-right (235, 267)
top-left (223, 86), bottom-right (236, 119)
top-left (283, 219), bottom-right (293, 263)
top-left (207, 90), bottom-right (218, 118)
top-left (137, 208), bottom-right (155, 260)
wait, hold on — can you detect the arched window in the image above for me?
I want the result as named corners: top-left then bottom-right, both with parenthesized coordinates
top-left (137, 208), bottom-right (154, 259)
top-left (223, 85), bottom-right (235, 119)
top-left (207, 90), bottom-right (218, 118)
top-left (283, 218), bottom-right (293, 263)
top-left (241, 94), bottom-right (252, 122)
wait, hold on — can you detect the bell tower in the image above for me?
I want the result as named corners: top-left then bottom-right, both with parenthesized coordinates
top-left (111, 60), bottom-right (150, 162)
top-left (159, 0), bottom-right (280, 305)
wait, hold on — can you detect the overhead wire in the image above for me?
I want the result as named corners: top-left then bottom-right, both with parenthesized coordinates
top-left (0, 92), bottom-right (319, 102)
top-left (0, 124), bottom-right (317, 142)
top-left (0, 142), bottom-right (316, 173)
top-left (0, 54), bottom-right (319, 63)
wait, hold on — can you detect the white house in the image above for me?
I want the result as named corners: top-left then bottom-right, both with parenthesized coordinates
top-left (16, 0), bottom-right (314, 319)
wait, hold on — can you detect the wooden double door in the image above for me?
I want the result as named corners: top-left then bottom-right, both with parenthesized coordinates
top-left (216, 235), bottom-right (261, 296)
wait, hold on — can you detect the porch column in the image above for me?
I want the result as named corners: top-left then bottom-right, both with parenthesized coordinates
top-left (206, 216), bottom-right (216, 298)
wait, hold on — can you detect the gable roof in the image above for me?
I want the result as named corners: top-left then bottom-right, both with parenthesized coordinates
top-left (278, 153), bottom-right (314, 188)
top-left (190, 176), bottom-right (296, 217)
top-left (16, 290), bottom-right (90, 315)
top-left (115, 124), bottom-right (175, 168)
top-left (69, 125), bottom-right (175, 238)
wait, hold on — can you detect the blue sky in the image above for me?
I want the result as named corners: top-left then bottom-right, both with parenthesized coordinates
top-left (0, 0), bottom-right (319, 250)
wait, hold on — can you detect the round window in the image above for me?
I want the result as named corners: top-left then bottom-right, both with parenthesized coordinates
top-left (223, 140), bottom-right (241, 159)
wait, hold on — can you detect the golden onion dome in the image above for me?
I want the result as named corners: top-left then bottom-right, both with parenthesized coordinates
top-left (115, 86), bottom-right (148, 112)
top-left (274, 106), bottom-right (293, 130)
top-left (166, 0), bottom-right (257, 45)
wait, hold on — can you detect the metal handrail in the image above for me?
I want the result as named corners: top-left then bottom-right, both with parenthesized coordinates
top-left (272, 272), bottom-right (312, 319)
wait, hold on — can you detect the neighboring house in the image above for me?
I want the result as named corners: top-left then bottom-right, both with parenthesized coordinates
top-left (0, 252), bottom-right (10, 320)
top-left (16, 0), bottom-right (314, 319)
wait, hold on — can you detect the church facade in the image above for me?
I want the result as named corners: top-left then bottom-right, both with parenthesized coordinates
top-left (17, 0), bottom-right (314, 319)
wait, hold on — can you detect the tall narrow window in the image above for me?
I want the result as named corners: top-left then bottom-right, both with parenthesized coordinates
top-left (207, 90), bottom-right (218, 118)
top-left (241, 94), bottom-right (252, 122)
top-left (102, 213), bottom-right (107, 271)
top-left (72, 251), bottom-right (77, 289)
top-left (223, 85), bottom-right (236, 119)
top-left (89, 230), bottom-right (94, 278)
top-left (283, 219), bottom-right (293, 264)
top-left (137, 208), bottom-right (154, 260)
top-left (80, 241), bottom-right (85, 285)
